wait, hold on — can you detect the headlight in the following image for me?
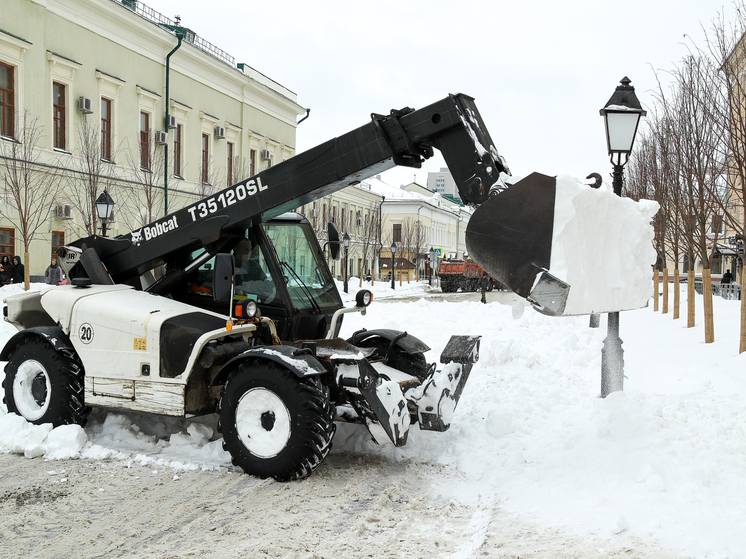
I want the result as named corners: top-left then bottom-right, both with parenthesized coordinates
top-left (355, 289), bottom-right (373, 308)
top-left (234, 299), bottom-right (260, 319)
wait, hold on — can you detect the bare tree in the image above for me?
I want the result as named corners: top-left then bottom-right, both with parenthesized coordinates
top-left (655, 54), bottom-right (723, 343)
top-left (0, 111), bottom-right (63, 289)
top-left (122, 129), bottom-right (167, 230)
top-left (399, 217), bottom-right (425, 282)
top-left (65, 117), bottom-right (123, 236)
top-left (358, 203), bottom-right (380, 287)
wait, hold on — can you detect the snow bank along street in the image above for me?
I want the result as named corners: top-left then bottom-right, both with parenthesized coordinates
top-left (1, 281), bottom-right (745, 558)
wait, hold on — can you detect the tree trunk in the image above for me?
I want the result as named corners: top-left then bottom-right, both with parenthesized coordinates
top-left (662, 268), bottom-right (669, 314)
top-left (702, 267), bottom-right (714, 343)
top-left (673, 269), bottom-right (680, 320)
top-left (740, 270), bottom-right (746, 353)
top-left (23, 252), bottom-right (30, 291)
top-left (653, 269), bottom-right (660, 311)
top-left (687, 269), bottom-right (696, 328)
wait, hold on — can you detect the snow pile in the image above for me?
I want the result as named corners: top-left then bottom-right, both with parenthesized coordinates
top-left (549, 175), bottom-right (659, 315)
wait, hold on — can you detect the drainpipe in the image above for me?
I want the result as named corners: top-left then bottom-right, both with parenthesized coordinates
top-left (417, 206), bottom-right (422, 280)
top-left (162, 25), bottom-right (187, 214)
top-left (297, 108), bottom-right (310, 125)
top-left (377, 196), bottom-right (385, 282)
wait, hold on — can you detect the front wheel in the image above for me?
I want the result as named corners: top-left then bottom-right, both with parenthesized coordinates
top-left (217, 362), bottom-right (335, 481)
top-left (3, 337), bottom-right (90, 426)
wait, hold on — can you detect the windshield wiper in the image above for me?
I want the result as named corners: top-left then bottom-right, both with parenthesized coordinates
top-left (281, 261), bottom-right (322, 314)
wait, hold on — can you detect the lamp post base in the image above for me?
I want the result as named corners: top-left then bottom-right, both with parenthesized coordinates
top-left (601, 311), bottom-right (624, 397)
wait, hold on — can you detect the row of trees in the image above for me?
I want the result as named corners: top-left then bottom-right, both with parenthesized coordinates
top-left (627, 2), bottom-right (746, 352)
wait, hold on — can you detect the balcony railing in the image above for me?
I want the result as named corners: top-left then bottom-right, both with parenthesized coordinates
top-left (115, 0), bottom-right (236, 68)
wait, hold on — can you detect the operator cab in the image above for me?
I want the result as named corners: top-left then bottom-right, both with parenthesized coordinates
top-left (177, 212), bottom-right (344, 341)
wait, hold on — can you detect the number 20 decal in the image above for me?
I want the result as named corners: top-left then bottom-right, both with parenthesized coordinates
top-left (79, 323), bottom-right (94, 344)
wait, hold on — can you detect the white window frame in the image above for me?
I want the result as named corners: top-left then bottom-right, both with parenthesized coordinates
top-left (47, 51), bottom-right (80, 153)
top-left (0, 30), bottom-right (30, 138)
top-left (96, 70), bottom-right (124, 163)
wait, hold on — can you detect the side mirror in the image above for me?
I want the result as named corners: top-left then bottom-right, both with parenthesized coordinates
top-left (327, 222), bottom-right (340, 261)
top-left (213, 253), bottom-right (235, 304)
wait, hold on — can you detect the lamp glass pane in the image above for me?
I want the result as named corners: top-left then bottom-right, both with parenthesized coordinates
top-left (606, 112), bottom-right (640, 153)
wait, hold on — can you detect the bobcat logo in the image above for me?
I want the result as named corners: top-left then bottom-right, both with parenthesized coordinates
top-left (131, 229), bottom-right (143, 245)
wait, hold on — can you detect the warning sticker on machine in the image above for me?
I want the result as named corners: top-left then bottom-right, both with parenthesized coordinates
top-left (134, 338), bottom-right (147, 351)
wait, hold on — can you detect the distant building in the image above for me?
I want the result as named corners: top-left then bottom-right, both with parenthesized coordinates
top-left (427, 167), bottom-right (458, 200)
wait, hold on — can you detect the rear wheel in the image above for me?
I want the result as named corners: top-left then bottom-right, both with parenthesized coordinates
top-left (217, 362), bottom-right (335, 481)
top-left (3, 337), bottom-right (90, 426)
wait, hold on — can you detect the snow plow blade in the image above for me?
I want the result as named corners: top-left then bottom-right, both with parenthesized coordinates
top-left (407, 335), bottom-right (481, 432)
top-left (465, 173), bottom-right (658, 316)
top-left (358, 359), bottom-right (410, 446)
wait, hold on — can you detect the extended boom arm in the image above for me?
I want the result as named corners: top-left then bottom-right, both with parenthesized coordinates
top-left (63, 94), bottom-right (508, 284)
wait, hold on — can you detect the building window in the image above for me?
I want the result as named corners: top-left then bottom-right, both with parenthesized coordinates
top-left (173, 123), bottom-right (182, 177)
top-left (0, 228), bottom-right (14, 258)
top-left (140, 111), bottom-right (150, 170)
top-left (0, 62), bottom-right (13, 138)
top-left (227, 141), bottom-right (234, 185)
top-left (393, 223), bottom-right (402, 243)
top-left (250, 149), bottom-right (256, 176)
top-left (53, 82), bottom-right (66, 150)
top-left (201, 133), bottom-right (209, 183)
top-left (52, 231), bottom-right (65, 257)
top-left (101, 98), bottom-right (112, 160)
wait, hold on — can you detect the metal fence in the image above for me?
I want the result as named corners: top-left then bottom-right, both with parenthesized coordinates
top-left (713, 283), bottom-right (742, 300)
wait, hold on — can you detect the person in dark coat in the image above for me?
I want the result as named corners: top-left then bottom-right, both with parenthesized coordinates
top-left (45, 258), bottom-right (63, 286)
top-left (11, 256), bottom-right (24, 284)
top-left (0, 255), bottom-right (13, 284)
top-left (721, 269), bottom-right (734, 284)
top-left (478, 272), bottom-right (490, 304)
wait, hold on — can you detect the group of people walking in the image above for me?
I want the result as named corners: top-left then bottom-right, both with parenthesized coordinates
top-left (0, 255), bottom-right (65, 286)
top-left (0, 255), bottom-right (24, 285)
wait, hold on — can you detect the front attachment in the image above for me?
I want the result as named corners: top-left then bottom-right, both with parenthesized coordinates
top-left (357, 359), bottom-right (410, 446)
top-left (406, 335), bottom-right (481, 432)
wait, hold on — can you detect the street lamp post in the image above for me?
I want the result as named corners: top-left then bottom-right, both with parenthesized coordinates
top-left (599, 77), bottom-right (646, 398)
top-left (343, 233), bottom-right (350, 294)
top-left (95, 189), bottom-right (116, 237)
top-left (391, 242), bottom-right (397, 290)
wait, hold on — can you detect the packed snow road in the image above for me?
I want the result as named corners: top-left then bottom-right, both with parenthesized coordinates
top-left (0, 452), bottom-right (683, 559)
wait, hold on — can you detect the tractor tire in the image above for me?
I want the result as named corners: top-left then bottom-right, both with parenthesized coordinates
top-left (3, 337), bottom-right (90, 427)
top-left (353, 335), bottom-right (430, 382)
top-left (217, 362), bottom-right (335, 482)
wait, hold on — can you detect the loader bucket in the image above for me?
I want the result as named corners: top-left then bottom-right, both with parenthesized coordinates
top-left (465, 173), bottom-right (658, 316)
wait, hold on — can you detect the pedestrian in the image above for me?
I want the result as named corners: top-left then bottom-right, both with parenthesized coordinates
top-left (478, 271), bottom-right (490, 304)
top-left (721, 269), bottom-right (733, 284)
top-left (0, 255), bottom-right (13, 285)
top-left (45, 257), bottom-right (63, 286)
top-left (11, 256), bottom-right (24, 284)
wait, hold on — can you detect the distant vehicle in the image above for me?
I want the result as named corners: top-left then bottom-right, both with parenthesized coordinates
top-left (438, 259), bottom-right (502, 293)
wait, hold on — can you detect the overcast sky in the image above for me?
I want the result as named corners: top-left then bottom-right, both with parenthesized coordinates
top-left (149, 0), bottom-right (734, 189)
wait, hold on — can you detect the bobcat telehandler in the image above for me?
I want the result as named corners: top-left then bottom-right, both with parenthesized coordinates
top-left (1, 94), bottom-right (510, 481)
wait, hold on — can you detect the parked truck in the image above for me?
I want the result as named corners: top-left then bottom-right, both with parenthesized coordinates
top-left (438, 259), bottom-right (501, 293)
top-left (2, 94), bottom-right (509, 481)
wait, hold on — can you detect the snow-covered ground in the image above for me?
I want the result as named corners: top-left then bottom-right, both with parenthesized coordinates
top-left (1, 280), bottom-right (745, 558)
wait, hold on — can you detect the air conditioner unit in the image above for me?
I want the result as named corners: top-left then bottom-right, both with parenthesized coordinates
top-left (214, 126), bottom-right (226, 139)
top-left (168, 115), bottom-right (178, 129)
top-left (155, 130), bottom-right (168, 145)
top-left (55, 204), bottom-right (74, 220)
top-left (260, 149), bottom-right (272, 161)
top-left (77, 96), bottom-right (93, 114)
top-left (310, 208), bottom-right (318, 218)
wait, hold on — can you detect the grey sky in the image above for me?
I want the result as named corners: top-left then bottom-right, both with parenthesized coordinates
top-left (150, 0), bottom-right (733, 189)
